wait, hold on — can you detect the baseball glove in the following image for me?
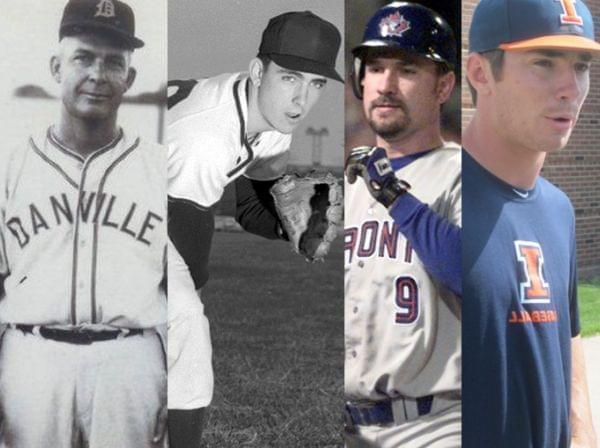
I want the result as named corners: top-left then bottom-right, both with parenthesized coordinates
top-left (270, 173), bottom-right (343, 262)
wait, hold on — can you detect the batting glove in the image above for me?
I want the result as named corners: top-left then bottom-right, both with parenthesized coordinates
top-left (345, 146), bottom-right (410, 208)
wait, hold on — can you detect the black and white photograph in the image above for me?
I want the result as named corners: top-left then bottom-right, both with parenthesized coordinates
top-left (167, 0), bottom-right (345, 446)
top-left (0, 0), bottom-right (168, 446)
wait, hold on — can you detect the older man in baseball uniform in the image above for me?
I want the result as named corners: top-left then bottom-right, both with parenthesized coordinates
top-left (463, 0), bottom-right (597, 446)
top-left (0, 1), bottom-right (167, 446)
top-left (167, 10), bottom-right (343, 447)
top-left (343, 2), bottom-right (461, 447)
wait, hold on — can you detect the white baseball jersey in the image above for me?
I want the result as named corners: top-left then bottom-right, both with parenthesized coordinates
top-left (166, 71), bottom-right (293, 409)
top-left (344, 144), bottom-right (461, 401)
top-left (0, 128), bottom-right (167, 329)
top-left (168, 72), bottom-right (292, 208)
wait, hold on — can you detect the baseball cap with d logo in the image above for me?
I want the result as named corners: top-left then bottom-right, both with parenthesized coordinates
top-left (258, 11), bottom-right (343, 82)
top-left (469, 0), bottom-right (600, 53)
top-left (59, 0), bottom-right (144, 49)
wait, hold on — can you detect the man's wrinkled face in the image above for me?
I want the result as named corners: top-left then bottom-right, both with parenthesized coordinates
top-left (52, 34), bottom-right (135, 122)
top-left (487, 49), bottom-right (591, 154)
top-left (257, 60), bottom-right (327, 134)
top-left (361, 49), bottom-right (450, 141)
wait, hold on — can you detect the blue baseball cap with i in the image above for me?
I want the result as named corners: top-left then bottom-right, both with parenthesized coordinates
top-left (469, 0), bottom-right (600, 53)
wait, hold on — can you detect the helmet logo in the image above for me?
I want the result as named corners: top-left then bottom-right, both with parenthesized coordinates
top-left (379, 12), bottom-right (411, 38)
top-left (95, 0), bottom-right (116, 18)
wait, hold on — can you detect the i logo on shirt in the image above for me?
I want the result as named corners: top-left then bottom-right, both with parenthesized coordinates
top-left (514, 241), bottom-right (551, 304)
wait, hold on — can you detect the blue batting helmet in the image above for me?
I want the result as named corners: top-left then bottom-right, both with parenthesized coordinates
top-left (351, 2), bottom-right (457, 98)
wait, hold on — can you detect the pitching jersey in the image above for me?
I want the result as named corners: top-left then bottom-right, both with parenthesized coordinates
top-left (168, 72), bottom-right (292, 208)
top-left (0, 128), bottom-right (167, 329)
top-left (462, 150), bottom-right (579, 448)
top-left (345, 144), bottom-right (461, 400)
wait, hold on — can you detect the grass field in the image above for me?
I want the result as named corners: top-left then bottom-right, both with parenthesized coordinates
top-left (202, 231), bottom-right (344, 447)
top-left (196, 229), bottom-right (600, 446)
top-left (579, 282), bottom-right (600, 337)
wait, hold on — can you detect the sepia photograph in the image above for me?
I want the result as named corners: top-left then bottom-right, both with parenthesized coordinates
top-left (0, 0), bottom-right (168, 446)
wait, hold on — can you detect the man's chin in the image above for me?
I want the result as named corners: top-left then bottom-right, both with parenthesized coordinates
top-left (547, 138), bottom-right (571, 153)
top-left (544, 129), bottom-right (574, 153)
top-left (71, 105), bottom-right (113, 121)
top-left (274, 122), bottom-right (297, 135)
top-left (368, 119), bottom-right (408, 140)
top-left (532, 136), bottom-right (571, 154)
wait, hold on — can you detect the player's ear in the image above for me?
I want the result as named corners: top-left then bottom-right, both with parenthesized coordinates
top-left (50, 55), bottom-right (61, 83)
top-left (436, 70), bottom-right (455, 105)
top-left (466, 53), bottom-right (493, 99)
top-left (125, 67), bottom-right (137, 91)
top-left (249, 58), bottom-right (264, 87)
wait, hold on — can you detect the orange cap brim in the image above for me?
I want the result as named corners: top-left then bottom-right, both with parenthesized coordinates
top-left (499, 34), bottom-right (600, 52)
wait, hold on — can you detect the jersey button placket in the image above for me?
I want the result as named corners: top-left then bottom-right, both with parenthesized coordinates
top-left (73, 159), bottom-right (96, 324)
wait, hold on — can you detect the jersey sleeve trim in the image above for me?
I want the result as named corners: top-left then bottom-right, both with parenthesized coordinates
top-left (167, 79), bottom-right (199, 110)
top-left (0, 228), bottom-right (9, 277)
top-left (167, 195), bottom-right (210, 212)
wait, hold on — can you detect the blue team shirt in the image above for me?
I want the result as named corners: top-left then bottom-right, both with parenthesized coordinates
top-left (463, 150), bottom-right (580, 448)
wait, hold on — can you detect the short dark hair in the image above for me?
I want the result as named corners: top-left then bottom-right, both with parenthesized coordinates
top-left (257, 54), bottom-right (272, 70)
top-left (467, 49), bottom-right (505, 105)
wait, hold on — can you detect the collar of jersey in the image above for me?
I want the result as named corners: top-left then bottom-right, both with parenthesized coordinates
top-left (237, 77), bottom-right (263, 146)
top-left (463, 149), bottom-right (539, 202)
top-left (47, 126), bottom-right (124, 163)
top-left (390, 148), bottom-right (435, 171)
top-left (237, 75), bottom-right (253, 142)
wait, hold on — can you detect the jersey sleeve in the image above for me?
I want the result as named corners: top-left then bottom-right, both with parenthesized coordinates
top-left (389, 193), bottom-right (461, 296)
top-left (569, 218), bottom-right (581, 337)
top-left (0, 151), bottom-right (10, 293)
top-left (0, 225), bottom-right (7, 278)
top-left (387, 152), bottom-right (462, 296)
top-left (168, 134), bottom-right (233, 209)
top-left (447, 174), bottom-right (462, 227)
top-left (235, 176), bottom-right (285, 240)
top-left (244, 134), bottom-right (291, 181)
top-left (0, 225), bottom-right (8, 297)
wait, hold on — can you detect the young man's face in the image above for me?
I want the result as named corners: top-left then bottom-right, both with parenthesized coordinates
top-left (51, 34), bottom-right (135, 123)
top-left (361, 50), bottom-right (452, 142)
top-left (488, 49), bottom-right (591, 153)
top-left (257, 60), bottom-right (327, 134)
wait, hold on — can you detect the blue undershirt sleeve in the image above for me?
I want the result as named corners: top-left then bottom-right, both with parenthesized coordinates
top-left (388, 192), bottom-right (461, 296)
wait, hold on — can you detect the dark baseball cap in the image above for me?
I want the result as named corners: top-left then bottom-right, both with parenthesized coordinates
top-left (258, 11), bottom-right (343, 82)
top-left (470, 0), bottom-right (600, 53)
top-left (60, 0), bottom-right (144, 49)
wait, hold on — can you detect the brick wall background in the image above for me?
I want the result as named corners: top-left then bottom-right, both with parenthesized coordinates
top-left (462, 0), bottom-right (600, 279)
